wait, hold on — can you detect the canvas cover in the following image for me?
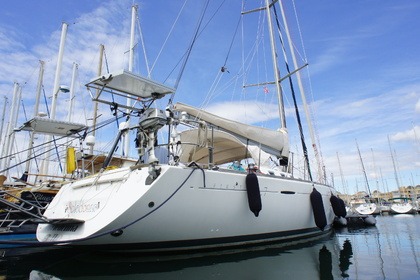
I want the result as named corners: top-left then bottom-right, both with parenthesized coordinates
top-left (174, 102), bottom-right (289, 159)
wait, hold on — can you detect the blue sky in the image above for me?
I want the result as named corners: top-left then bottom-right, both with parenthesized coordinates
top-left (0, 0), bottom-right (418, 194)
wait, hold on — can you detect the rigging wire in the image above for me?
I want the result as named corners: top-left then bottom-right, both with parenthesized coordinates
top-left (169, 0), bottom-right (210, 104)
top-left (195, 12), bottom-right (244, 113)
top-left (272, 4), bottom-right (313, 181)
top-left (166, 0), bottom-right (227, 104)
top-left (102, 46), bottom-right (120, 130)
top-left (149, 0), bottom-right (189, 76)
top-left (135, 9), bottom-right (151, 78)
top-left (291, 0), bottom-right (326, 179)
top-left (221, 15), bottom-right (242, 71)
top-left (41, 86), bottom-right (63, 173)
top-left (0, 113), bottom-right (125, 176)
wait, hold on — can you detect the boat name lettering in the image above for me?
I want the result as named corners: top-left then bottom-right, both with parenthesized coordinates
top-left (51, 225), bottom-right (79, 232)
top-left (65, 201), bottom-right (101, 213)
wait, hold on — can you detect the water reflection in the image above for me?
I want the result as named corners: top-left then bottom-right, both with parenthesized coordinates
top-left (2, 215), bottom-right (419, 280)
top-left (317, 239), bottom-right (353, 280)
top-left (339, 240), bottom-right (353, 278)
top-left (335, 214), bottom-right (420, 279)
top-left (0, 234), bottom-right (353, 280)
top-left (319, 245), bottom-right (333, 280)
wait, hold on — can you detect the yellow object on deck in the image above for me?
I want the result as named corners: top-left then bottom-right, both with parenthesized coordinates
top-left (66, 147), bottom-right (77, 174)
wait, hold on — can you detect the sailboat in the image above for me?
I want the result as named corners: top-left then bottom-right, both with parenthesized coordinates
top-left (35, 1), bottom-right (339, 251)
top-left (352, 141), bottom-right (377, 215)
top-left (387, 136), bottom-right (415, 214)
top-left (389, 198), bottom-right (415, 214)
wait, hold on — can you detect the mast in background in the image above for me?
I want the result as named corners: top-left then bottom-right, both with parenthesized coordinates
top-left (25, 61), bottom-right (45, 175)
top-left (67, 62), bottom-right (78, 122)
top-left (388, 135), bottom-right (401, 193)
top-left (0, 83), bottom-right (22, 176)
top-left (0, 96), bottom-right (8, 147)
top-left (336, 152), bottom-right (348, 195)
top-left (123, 4), bottom-right (138, 157)
top-left (43, 22), bottom-right (68, 176)
top-left (356, 140), bottom-right (372, 197)
top-left (89, 44), bottom-right (104, 155)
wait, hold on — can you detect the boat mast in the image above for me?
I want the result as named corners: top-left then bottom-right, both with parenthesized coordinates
top-left (1, 83), bottom-right (22, 176)
top-left (90, 44), bottom-right (104, 155)
top-left (278, 1), bottom-right (324, 182)
top-left (43, 22), bottom-right (68, 176)
top-left (387, 135), bottom-right (401, 195)
top-left (355, 140), bottom-right (372, 197)
top-left (25, 60), bottom-right (45, 174)
top-left (0, 96), bottom-right (8, 147)
top-left (336, 152), bottom-right (348, 195)
top-left (123, 4), bottom-right (138, 157)
top-left (265, 0), bottom-right (286, 129)
top-left (67, 62), bottom-right (78, 122)
top-left (370, 148), bottom-right (381, 192)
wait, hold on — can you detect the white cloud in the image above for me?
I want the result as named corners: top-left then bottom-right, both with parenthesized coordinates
top-left (204, 100), bottom-right (280, 126)
top-left (416, 98), bottom-right (420, 113)
top-left (390, 126), bottom-right (420, 142)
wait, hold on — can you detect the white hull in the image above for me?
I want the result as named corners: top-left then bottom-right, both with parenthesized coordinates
top-left (353, 203), bottom-right (377, 215)
top-left (37, 165), bottom-right (336, 251)
top-left (390, 203), bottom-right (415, 214)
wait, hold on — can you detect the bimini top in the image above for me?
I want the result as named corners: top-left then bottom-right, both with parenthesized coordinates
top-left (86, 69), bottom-right (175, 110)
top-left (17, 117), bottom-right (87, 137)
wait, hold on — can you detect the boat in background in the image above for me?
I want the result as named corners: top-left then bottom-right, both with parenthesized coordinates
top-left (389, 198), bottom-right (415, 214)
top-left (35, 1), bottom-right (339, 251)
top-left (353, 201), bottom-right (377, 215)
top-left (0, 117), bottom-right (87, 248)
top-left (0, 21), bottom-right (90, 247)
top-left (349, 195), bottom-right (378, 216)
top-left (386, 136), bottom-right (416, 214)
top-left (353, 141), bottom-right (379, 215)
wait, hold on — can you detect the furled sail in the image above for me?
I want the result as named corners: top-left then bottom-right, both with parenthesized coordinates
top-left (174, 103), bottom-right (289, 160)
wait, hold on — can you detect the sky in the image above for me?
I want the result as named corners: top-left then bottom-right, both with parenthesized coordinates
top-left (0, 0), bottom-right (418, 195)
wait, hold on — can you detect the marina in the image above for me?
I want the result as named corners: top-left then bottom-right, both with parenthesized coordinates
top-left (3, 0), bottom-right (341, 252)
top-left (0, 0), bottom-right (419, 279)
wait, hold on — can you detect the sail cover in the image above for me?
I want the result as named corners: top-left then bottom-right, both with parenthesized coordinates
top-left (174, 103), bottom-right (289, 159)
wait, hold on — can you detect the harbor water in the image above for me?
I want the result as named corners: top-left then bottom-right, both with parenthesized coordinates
top-left (1, 214), bottom-right (419, 279)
